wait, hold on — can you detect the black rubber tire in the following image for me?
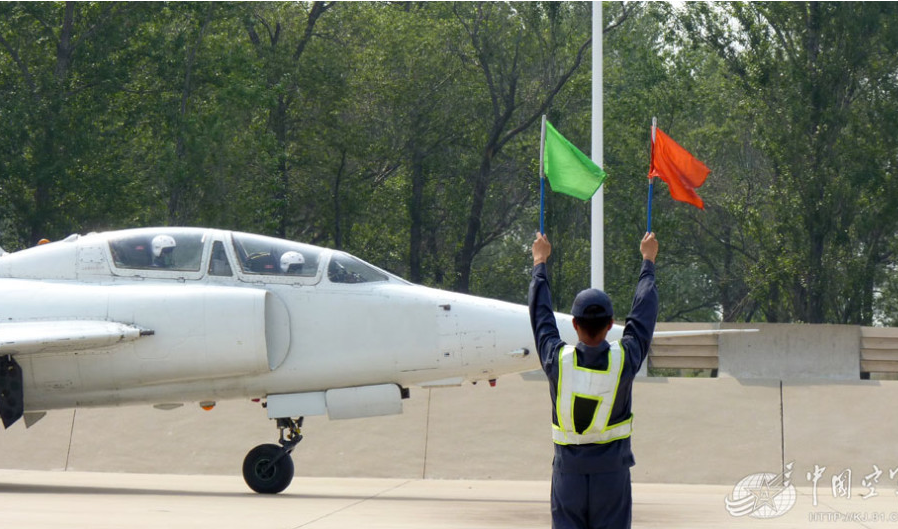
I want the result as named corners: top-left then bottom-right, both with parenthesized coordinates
top-left (243, 443), bottom-right (295, 494)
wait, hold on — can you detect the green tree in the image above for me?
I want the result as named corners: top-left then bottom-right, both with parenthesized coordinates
top-left (349, 3), bottom-right (468, 284)
top-left (449, 2), bottom-right (622, 294)
top-left (244, 1), bottom-right (334, 239)
top-left (683, 1), bottom-right (898, 324)
top-left (0, 2), bottom-right (138, 244)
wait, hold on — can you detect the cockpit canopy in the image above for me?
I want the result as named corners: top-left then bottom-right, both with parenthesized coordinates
top-left (231, 232), bottom-right (323, 278)
top-left (229, 232), bottom-right (391, 284)
top-left (0, 227), bottom-right (402, 286)
top-left (109, 231), bottom-right (205, 271)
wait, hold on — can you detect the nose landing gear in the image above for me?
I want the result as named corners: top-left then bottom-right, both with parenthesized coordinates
top-left (242, 417), bottom-right (303, 494)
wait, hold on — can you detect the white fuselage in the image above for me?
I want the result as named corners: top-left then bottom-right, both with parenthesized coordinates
top-left (0, 228), bottom-right (586, 416)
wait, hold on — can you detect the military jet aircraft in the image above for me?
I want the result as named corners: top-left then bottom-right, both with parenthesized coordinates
top-left (0, 227), bottom-right (734, 494)
top-left (0, 227), bottom-right (582, 492)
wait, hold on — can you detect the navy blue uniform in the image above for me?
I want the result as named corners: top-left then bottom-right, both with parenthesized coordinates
top-left (529, 261), bottom-right (658, 529)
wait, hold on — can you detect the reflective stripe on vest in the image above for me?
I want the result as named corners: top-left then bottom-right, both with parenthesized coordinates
top-left (552, 341), bottom-right (633, 445)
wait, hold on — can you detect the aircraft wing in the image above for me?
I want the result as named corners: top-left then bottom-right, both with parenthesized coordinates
top-left (0, 321), bottom-right (151, 356)
top-left (652, 328), bottom-right (758, 339)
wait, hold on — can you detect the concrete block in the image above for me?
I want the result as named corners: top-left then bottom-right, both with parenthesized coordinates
top-left (719, 323), bottom-right (860, 380)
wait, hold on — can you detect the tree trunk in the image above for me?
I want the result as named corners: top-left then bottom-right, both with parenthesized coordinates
top-left (55, 3), bottom-right (75, 82)
top-left (30, 2), bottom-right (76, 244)
top-left (169, 7), bottom-right (213, 225)
top-left (245, 2), bottom-right (331, 239)
top-left (333, 150), bottom-right (347, 250)
top-left (408, 148), bottom-right (425, 283)
top-left (719, 228), bottom-right (738, 322)
top-left (454, 153), bottom-right (492, 293)
top-left (273, 95), bottom-right (289, 239)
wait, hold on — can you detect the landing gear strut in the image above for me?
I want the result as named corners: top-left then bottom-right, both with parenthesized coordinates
top-left (242, 417), bottom-right (303, 494)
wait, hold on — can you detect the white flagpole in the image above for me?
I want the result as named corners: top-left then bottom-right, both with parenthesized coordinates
top-left (591, 1), bottom-right (603, 290)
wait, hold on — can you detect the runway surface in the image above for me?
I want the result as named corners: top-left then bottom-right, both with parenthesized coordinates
top-left (1, 469), bottom-right (894, 528)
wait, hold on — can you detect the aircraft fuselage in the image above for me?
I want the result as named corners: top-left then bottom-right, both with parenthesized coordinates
top-left (0, 228), bottom-right (577, 418)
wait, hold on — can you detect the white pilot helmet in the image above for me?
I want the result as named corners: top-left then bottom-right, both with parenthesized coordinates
top-left (151, 235), bottom-right (177, 257)
top-left (280, 251), bottom-right (305, 273)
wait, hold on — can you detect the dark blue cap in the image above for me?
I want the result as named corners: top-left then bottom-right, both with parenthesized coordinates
top-left (571, 288), bottom-right (613, 319)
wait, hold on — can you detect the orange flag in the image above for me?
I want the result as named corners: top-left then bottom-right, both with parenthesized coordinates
top-left (648, 127), bottom-right (710, 209)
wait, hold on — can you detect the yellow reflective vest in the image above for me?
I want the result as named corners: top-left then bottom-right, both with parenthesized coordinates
top-left (552, 342), bottom-right (633, 445)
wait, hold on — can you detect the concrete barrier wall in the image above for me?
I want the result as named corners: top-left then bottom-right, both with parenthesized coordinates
top-left (4, 374), bottom-right (897, 485)
top-left (718, 323), bottom-right (861, 380)
top-left (654, 322), bottom-right (865, 379)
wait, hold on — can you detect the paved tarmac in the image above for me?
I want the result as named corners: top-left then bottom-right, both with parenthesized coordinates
top-left (2, 469), bottom-right (896, 528)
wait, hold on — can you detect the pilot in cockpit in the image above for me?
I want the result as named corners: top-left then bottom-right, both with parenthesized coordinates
top-left (151, 235), bottom-right (177, 268)
top-left (280, 251), bottom-right (305, 275)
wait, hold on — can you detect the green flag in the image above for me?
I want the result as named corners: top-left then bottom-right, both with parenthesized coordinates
top-left (543, 121), bottom-right (607, 200)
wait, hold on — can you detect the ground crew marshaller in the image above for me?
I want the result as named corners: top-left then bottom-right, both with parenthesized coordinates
top-left (529, 231), bottom-right (659, 529)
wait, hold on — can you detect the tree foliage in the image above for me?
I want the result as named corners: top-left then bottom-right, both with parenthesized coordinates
top-left (2, 1), bottom-right (898, 326)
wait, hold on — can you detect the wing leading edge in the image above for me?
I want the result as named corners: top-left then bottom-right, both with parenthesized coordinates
top-left (0, 320), bottom-right (151, 356)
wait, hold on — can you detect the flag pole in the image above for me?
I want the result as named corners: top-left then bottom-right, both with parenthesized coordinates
top-left (539, 115), bottom-right (547, 235)
top-left (647, 116), bottom-right (656, 233)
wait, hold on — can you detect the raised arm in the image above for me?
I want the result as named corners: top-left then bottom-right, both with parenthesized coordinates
top-left (529, 233), bottom-right (562, 369)
top-left (623, 232), bottom-right (659, 362)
